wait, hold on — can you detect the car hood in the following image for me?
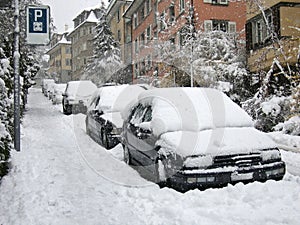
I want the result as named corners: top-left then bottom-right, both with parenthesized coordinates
top-left (100, 112), bottom-right (123, 129)
top-left (156, 127), bottom-right (278, 158)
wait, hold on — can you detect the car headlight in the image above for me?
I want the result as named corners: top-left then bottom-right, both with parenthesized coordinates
top-left (184, 155), bottom-right (213, 169)
top-left (261, 148), bottom-right (282, 162)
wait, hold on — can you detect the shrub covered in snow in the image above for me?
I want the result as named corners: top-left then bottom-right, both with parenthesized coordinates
top-left (274, 116), bottom-right (300, 136)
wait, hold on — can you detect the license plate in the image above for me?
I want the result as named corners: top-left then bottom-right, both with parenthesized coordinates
top-left (231, 172), bottom-right (253, 181)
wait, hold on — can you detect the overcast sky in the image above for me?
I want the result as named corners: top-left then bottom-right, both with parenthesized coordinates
top-left (41, 0), bottom-right (108, 33)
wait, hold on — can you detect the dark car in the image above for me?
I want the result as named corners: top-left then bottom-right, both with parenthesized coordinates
top-left (86, 84), bottom-right (147, 149)
top-left (62, 80), bottom-right (97, 115)
top-left (121, 88), bottom-right (286, 192)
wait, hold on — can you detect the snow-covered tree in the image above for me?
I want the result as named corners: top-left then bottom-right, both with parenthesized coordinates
top-left (0, 0), bottom-right (42, 178)
top-left (83, 3), bottom-right (123, 85)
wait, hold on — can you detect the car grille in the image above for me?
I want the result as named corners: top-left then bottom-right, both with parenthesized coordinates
top-left (212, 153), bottom-right (262, 168)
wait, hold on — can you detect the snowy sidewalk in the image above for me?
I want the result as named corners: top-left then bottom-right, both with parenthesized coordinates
top-left (1, 88), bottom-right (300, 225)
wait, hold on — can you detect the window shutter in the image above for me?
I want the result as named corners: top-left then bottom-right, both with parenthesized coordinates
top-left (204, 20), bottom-right (213, 32)
top-left (203, 0), bottom-right (212, 3)
top-left (228, 22), bottom-right (236, 33)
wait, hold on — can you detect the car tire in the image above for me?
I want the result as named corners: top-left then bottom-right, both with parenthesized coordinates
top-left (123, 145), bottom-right (131, 165)
top-left (154, 159), bottom-right (168, 187)
top-left (101, 129), bottom-right (110, 149)
top-left (86, 119), bottom-right (90, 135)
top-left (63, 103), bottom-right (72, 115)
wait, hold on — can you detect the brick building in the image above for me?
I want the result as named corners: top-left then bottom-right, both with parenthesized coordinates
top-left (124, 0), bottom-right (247, 84)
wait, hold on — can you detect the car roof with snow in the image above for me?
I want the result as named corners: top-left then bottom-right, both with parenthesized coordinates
top-left (135, 87), bottom-right (254, 136)
top-left (90, 84), bottom-right (147, 113)
top-left (66, 80), bottom-right (97, 98)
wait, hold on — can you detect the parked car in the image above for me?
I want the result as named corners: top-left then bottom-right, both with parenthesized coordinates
top-left (52, 83), bottom-right (67, 104)
top-left (41, 79), bottom-right (55, 96)
top-left (121, 88), bottom-right (286, 192)
top-left (62, 80), bottom-right (97, 115)
top-left (86, 84), bottom-right (147, 149)
top-left (47, 82), bottom-right (56, 100)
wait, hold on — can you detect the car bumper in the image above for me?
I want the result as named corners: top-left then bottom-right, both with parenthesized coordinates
top-left (167, 161), bottom-right (286, 192)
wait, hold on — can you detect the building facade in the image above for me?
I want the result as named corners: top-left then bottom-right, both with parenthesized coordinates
top-left (246, 0), bottom-right (300, 73)
top-left (124, 0), bottom-right (247, 84)
top-left (46, 32), bottom-right (72, 83)
top-left (68, 8), bottom-right (102, 80)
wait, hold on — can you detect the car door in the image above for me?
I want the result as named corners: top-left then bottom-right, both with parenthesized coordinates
top-left (134, 106), bottom-right (158, 172)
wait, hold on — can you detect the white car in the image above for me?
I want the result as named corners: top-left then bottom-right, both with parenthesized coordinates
top-left (41, 79), bottom-right (55, 96)
top-left (86, 84), bottom-right (148, 149)
top-left (62, 80), bottom-right (97, 115)
top-left (121, 88), bottom-right (286, 191)
top-left (51, 83), bottom-right (67, 104)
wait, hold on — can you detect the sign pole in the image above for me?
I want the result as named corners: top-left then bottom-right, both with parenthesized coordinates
top-left (13, 0), bottom-right (20, 151)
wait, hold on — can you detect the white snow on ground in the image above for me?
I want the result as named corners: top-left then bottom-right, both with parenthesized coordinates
top-left (0, 88), bottom-right (300, 225)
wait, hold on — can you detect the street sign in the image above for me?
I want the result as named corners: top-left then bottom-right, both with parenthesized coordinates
top-left (26, 5), bottom-right (50, 45)
top-left (0, 0), bottom-right (11, 7)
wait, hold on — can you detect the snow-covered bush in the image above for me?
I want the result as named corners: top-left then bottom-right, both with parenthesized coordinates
top-left (274, 116), bottom-right (300, 135)
top-left (243, 94), bottom-right (291, 132)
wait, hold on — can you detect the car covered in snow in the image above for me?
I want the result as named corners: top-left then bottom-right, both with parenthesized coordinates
top-left (51, 83), bottom-right (67, 104)
top-left (41, 79), bottom-right (55, 96)
top-left (62, 80), bottom-right (97, 115)
top-left (121, 88), bottom-right (286, 191)
top-left (86, 84), bottom-right (148, 149)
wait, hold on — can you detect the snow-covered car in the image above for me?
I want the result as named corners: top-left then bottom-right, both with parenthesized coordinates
top-left (47, 82), bottom-right (56, 100)
top-left (51, 83), bottom-right (67, 104)
top-left (86, 84), bottom-right (148, 149)
top-left (41, 79), bottom-right (55, 96)
top-left (62, 80), bottom-right (97, 115)
top-left (121, 88), bottom-right (286, 191)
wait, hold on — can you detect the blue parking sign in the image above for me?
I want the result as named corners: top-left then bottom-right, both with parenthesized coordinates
top-left (28, 8), bottom-right (47, 33)
top-left (26, 5), bottom-right (50, 45)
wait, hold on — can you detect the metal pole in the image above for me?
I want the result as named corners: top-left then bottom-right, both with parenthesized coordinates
top-left (13, 0), bottom-right (20, 151)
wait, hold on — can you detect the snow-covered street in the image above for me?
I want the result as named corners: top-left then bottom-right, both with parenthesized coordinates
top-left (0, 88), bottom-right (300, 225)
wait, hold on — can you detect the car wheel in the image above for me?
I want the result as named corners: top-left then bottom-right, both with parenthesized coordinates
top-left (154, 159), bottom-right (168, 187)
top-left (85, 119), bottom-right (90, 135)
top-left (101, 129), bottom-right (110, 149)
top-left (63, 103), bottom-right (72, 115)
top-left (123, 145), bottom-right (131, 165)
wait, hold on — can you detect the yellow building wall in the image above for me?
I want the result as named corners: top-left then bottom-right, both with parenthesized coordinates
top-left (280, 7), bottom-right (300, 37)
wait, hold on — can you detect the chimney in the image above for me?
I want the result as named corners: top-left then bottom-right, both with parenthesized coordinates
top-left (64, 24), bottom-right (69, 32)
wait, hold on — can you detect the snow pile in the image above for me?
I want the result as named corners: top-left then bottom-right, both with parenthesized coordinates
top-left (138, 88), bottom-right (254, 137)
top-left (0, 89), bottom-right (300, 225)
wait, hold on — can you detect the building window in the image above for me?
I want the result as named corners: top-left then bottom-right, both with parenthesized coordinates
top-left (118, 30), bottom-right (121, 41)
top-left (146, 26), bottom-right (151, 42)
top-left (160, 12), bottom-right (166, 31)
top-left (135, 38), bottom-right (139, 53)
top-left (154, 0), bottom-right (158, 25)
top-left (134, 63), bottom-right (139, 78)
top-left (213, 20), bottom-right (228, 32)
top-left (180, 0), bottom-right (185, 12)
top-left (140, 32), bottom-right (145, 48)
top-left (65, 46), bottom-right (71, 54)
top-left (205, 0), bottom-right (228, 5)
top-left (140, 6), bottom-right (145, 21)
top-left (117, 9), bottom-right (121, 22)
top-left (134, 13), bottom-right (138, 28)
top-left (146, 0), bottom-right (151, 15)
top-left (169, 5), bottom-right (175, 23)
top-left (66, 58), bottom-right (71, 66)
